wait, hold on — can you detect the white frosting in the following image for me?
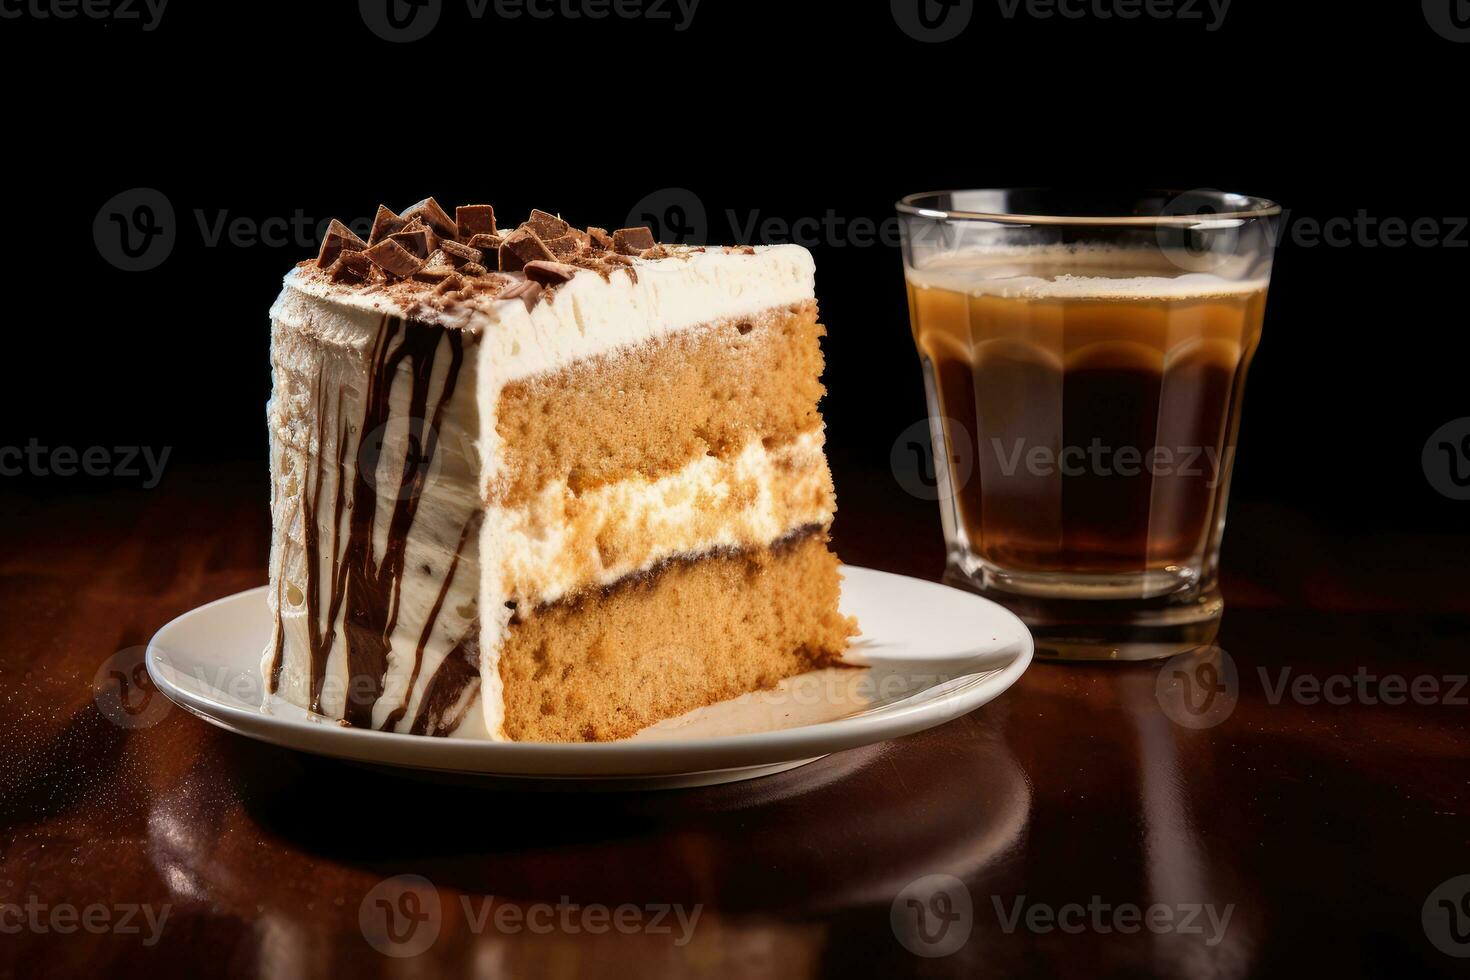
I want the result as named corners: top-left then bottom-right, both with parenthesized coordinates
top-left (263, 293), bottom-right (484, 734)
top-left (284, 244), bottom-right (814, 358)
top-left (264, 243), bottom-right (825, 740)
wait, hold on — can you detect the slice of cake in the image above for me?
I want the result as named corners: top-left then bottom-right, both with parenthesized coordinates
top-left (263, 198), bottom-right (854, 741)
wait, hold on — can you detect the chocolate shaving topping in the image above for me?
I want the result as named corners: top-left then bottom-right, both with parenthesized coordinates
top-left (544, 233), bottom-right (583, 257)
top-left (439, 239), bottom-right (483, 266)
top-left (467, 233), bottom-right (502, 254)
top-left (456, 204), bottom-right (496, 239)
top-left (413, 250), bottom-right (458, 282)
top-left (523, 260), bottom-right (579, 286)
top-left (497, 227), bottom-right (553, 272)
top-left (613, 226), bottom-right (655, 254)
top-left (388, 225), bottom-right (434, 259)
top-left (303, 200), bottom-right (710, 312)
top-left (601, 252), bottom-right (637, 283)
top-left (499, 279), bottom-right (543, 309)
top-left (401, 197), bottom-right (458, 240)
top-left (364, 239), bottom-right (425, 277)
top-left (434, 273), bottom-right (465, 295)
top-left (317, 219), bottom-right (368, 268)
top-left (328, 250), bottom-right (373, 284)
top-left (526, 209), bottom-right (570, 240)
top-left (368, 205), bottom-right (406, 245)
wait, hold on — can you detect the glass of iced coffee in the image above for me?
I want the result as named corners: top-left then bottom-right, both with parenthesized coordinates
top-left (897, 189), bottom-right (1279, 659)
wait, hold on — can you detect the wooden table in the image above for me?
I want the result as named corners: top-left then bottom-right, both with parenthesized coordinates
top-left (3, 463), bottom-right (1467, 978)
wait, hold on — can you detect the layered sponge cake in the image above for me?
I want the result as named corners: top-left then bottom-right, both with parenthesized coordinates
top-left (263, 199), bottom-right (854, 741)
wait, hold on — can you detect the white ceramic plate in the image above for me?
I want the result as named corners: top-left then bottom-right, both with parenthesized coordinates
top-left (146, 566), bottom-right (1032, 789)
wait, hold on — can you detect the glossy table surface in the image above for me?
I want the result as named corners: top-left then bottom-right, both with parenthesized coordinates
top-left (2, 464), bottom-right (1467, 978)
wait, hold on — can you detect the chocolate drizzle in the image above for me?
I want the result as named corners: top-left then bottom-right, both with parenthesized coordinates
top-left (409, 624), bottom-right (481, 737)
top-left (266, 545), bottom-right (287, 691)
top-left (288, 312), bottom-right (473, 731)
top-left (300, 380), bottom-right (350, 712)
top-left (381, 511), bottom-right (482, 732)
top-left (343, 317), bottom-right (464, 727)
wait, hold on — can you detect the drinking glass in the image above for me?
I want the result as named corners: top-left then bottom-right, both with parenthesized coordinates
top-left (897, 189), bottom-right (1279, 659)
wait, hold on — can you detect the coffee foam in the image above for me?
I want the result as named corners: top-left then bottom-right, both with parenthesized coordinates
top-left (905, 246), bottom-right (1269, 300)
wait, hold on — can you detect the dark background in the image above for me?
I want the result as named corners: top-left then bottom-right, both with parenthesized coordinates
top-left (6, 0), bottom-right (1467, 546)
top-left (3, 7), bottom-right (1469, 978)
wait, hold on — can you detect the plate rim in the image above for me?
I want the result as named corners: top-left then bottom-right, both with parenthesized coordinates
top-left (146, 565), bottom-right (1033, 775)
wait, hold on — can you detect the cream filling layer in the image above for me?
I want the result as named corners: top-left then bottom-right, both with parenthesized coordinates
top-left (488, 429), bottom-right (834, 608)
